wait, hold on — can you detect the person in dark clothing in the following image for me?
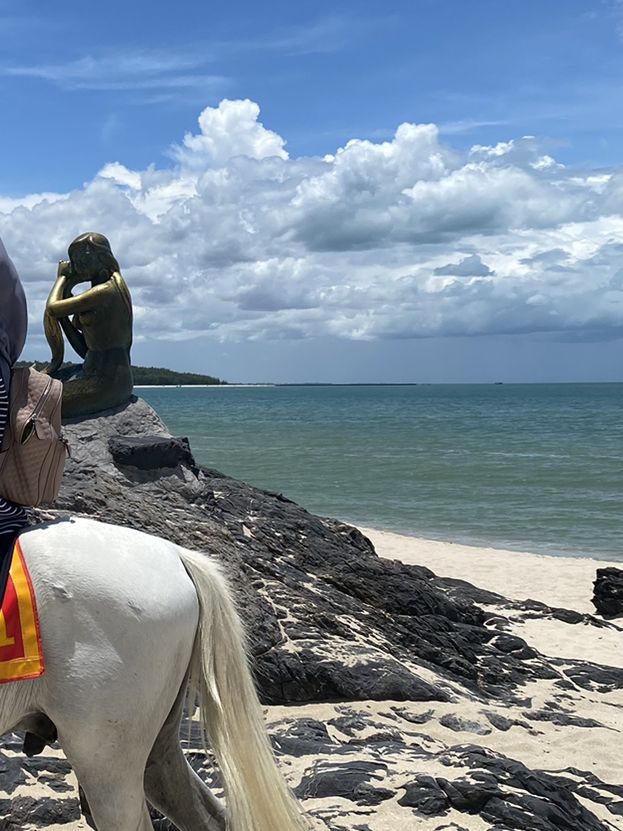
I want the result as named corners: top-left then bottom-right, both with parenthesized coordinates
top-left (0, 237), bottom-right (53, 758)
top-left (0, 236), bottom-right (29, 564)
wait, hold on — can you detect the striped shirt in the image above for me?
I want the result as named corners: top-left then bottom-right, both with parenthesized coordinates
top-left (0, 371), bottom-right (27, 536)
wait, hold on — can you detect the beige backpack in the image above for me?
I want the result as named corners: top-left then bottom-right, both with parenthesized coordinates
top-left (0, 366), bottom-right (69, 506)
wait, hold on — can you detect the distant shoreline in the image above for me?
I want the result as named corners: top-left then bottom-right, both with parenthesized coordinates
top-left (135, 381), bottom-right (623, 387)
top-left (134, 383), bottom-right (276, 389)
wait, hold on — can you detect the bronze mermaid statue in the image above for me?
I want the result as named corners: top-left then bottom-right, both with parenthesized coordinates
top-left (44, 232), bottom-right (133, 420)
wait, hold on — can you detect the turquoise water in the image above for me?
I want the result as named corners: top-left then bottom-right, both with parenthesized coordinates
top-left (138, 384), bottom-right (623, 561)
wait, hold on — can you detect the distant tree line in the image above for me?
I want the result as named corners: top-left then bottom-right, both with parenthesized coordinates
top-left (131, 365), bottom-right (224, 385)
top-left (15, 361), bottom-right (225, 386)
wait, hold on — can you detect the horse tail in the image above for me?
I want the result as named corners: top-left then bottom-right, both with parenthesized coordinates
top-left (178, 549), bottom-right (309, 831)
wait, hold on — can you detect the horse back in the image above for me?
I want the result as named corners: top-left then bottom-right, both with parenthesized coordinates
top-left (15, 517), bottom-right (200, 721)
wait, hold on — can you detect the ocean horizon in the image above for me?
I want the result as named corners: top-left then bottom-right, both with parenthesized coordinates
top-left (138, 382), bottom-right (623, 563)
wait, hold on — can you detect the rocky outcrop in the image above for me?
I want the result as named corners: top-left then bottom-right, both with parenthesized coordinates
top-left (0, 396), bottom-right (619, 831)
top-left (593, 567), bottom-right (623, 618)
top-left (31, 397), bottom-right (608, 705)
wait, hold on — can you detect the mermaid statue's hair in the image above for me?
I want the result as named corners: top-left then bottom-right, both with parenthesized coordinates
top-left (68, 232), bottom-right (121, 274)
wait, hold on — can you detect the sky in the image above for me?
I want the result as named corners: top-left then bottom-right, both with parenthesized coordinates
top-left (1, 0), bottom-right (622, 383)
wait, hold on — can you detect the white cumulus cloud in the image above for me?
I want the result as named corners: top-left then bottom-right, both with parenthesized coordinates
top-left (1, 98), bottom-right (622, 357)
top-left (171, 99), bottom-right (288, 169)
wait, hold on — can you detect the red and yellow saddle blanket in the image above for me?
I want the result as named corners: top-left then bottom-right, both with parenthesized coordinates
top-left (0, 539), bottom-right (44, 683)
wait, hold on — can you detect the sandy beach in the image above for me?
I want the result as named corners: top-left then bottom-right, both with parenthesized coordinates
top-left (360, 527), bottom-right (621, 616)
top-left (335, 527), bottom-right (622, 828)
top-left (265, 530), bottom-right (623, 830)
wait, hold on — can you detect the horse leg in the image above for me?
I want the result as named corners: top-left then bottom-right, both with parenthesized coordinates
top-left (64, 748), bottom-right (152, 831)
top-left (17, 713), bottom-right (57, 756)
top-left (56, 678), bottom-right (194, 831)
top-left (58, 715), bottom-right (154, 830)
top-left (144, 683), bottom-right (226, 831)
top-left (78, 786), bottom-right (96, 830)
top-left (47, 619), bottom-right (197, 831)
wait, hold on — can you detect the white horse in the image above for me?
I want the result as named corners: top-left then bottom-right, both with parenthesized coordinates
top-left (0, 517), bottom-right (309, 831)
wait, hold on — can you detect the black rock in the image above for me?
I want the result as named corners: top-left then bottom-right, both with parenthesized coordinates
top-left (550, 607), bottom-right (584, 624)
top-left (483, 711), bottom-right (530, 732)
top-left (391, 707), bottom-right (434, 725)
top-left (592, 567), bottom-right (623, 618)
top-left (328, 715), bottom-right (370, 736)
top-left (270, 719), bottom-right (335, 757)
top-left (524, 709), bottom-right (606, 729)
top-left (0, 750), bottom-right (27, 793)
top-left (444, 745), bottom-right (614, 831)
top-left (108, 434), bottom-right (196, 471)
top-left (438, 774), bottom-right (503, 813)
top-left (398, 775), bottom-right (449, 815)
top-left (439, 714), bottom-right (492, 735)
top-left (0, 795), bottom-right (80, 826)
top-left (554, 659), bottom-right (623, 693)
top-left (349, 784), bottom-right (394, 806)
top-left (295, 761), bottom-right (387, 802)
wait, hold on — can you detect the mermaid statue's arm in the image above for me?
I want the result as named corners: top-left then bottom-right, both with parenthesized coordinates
top-left (59, 316), bottom-right (87, 360)
top-left (53, 261), bottom-right (88, 358)
top-left (44, 261), bottom-right (70, 374)
top-left (46, 271), bottom-right (112, 319)
top-left (43, 305), bottom-right (64, 375)
top-left (60, 293), bottom-right (88, 363)
top-left (45, 261), bottom-right (88, 372)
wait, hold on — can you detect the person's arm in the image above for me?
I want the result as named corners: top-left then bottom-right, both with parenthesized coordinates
top-left (0, 237), bottom-right (28, 367)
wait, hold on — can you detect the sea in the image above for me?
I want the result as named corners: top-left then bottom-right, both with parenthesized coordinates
top-left (138, 383), bottom-right (623, 562)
